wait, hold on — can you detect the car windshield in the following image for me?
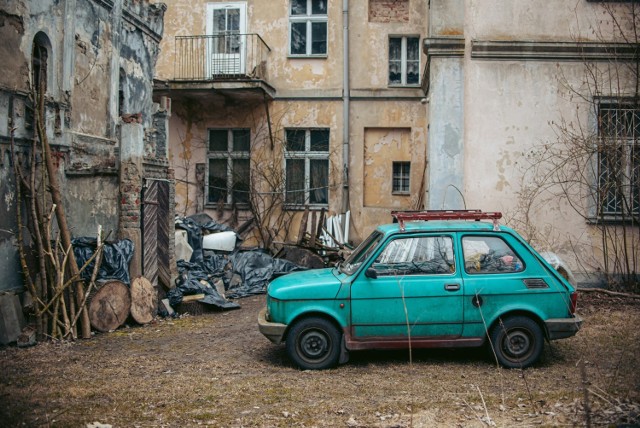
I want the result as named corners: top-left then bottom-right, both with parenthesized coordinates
top-left (340, 230), bottom-right (383, 275)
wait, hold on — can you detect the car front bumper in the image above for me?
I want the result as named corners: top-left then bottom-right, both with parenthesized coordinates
top-left (546, 315), bottom-right (583, 340)
top-left (258, 307), bottom-right (287, 345)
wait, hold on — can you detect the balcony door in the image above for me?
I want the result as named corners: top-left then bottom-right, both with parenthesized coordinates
top-left (206, 2), bottom-right (247, 76)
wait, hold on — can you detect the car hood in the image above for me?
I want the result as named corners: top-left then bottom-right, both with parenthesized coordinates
top-left (267, 268), bottom-right (342, 300)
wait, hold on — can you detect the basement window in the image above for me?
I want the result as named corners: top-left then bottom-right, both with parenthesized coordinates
top-left (289, 0), bottom-right (328, 56)
top-left (207, 129), bottom-right (251, 206)
top-left (392, 161), bottom-right (410, 194)
top-left (285, 129), bottom-right (330, 206)
top-left (389, 36), bottom-right (420, 86)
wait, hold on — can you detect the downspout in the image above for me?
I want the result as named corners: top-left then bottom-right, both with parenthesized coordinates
top-left (341, 0), bottom-right (350, 213)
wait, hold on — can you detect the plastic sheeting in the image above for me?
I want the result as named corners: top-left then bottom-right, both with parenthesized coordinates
top-left (226, 250), bottom-right (302, 298)
top-left (167, 260), bottom-right (240, 310)
top-left (72, 237), bottom-right (134, 285)
top-left (172, 215), bottom-right (305, 307)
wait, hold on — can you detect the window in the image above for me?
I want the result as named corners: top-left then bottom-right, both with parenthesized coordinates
top-left (207, 129), bottom-right (250, 205)
top-left (118, 68), bottom-right (126, 117)
top-left (285, 129), bottom-right (329, 206)
top-left (372, 236), bottom-right (455, 276)
top-left (392, 161), bottom-right (410, 194)
top-left (462, 236), bottom-right (523, 274)
top-left (289, 0), bottom-right (327, 56)
top-left (206, 3), bottom-right (247, 75)
top-left (32, 33), bottom-right (49, 94)
top-left (28, 32), bottom-right (50, 128)
top-left (389, 36), bottom-right (420, 86)
top-left (597, 102), bottom-right (639, 217)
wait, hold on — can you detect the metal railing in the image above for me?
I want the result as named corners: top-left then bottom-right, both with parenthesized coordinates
top-left (173, 33), bottom-right (270, 81)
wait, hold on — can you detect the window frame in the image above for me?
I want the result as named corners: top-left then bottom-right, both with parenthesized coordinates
top-left (206, 128), bottom-right (251, 207)
top-left (392, 161), bottom-right (411, 195)
top-left (288, 0), bottom-right (328, 57)
top-left (371, 234), bottom-right (456, 276)
top-left (595, 100), bottom-right (639, 220)
top-left (461, 235), bottom-right (525, 275)
top-left (284, 128), bottom-right (330, 208)
top-left (388, 35), bottom-right (420, 87)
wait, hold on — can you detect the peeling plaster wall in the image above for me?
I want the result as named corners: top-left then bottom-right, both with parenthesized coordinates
top-left (427, 0), bottom-right (638, 280)
top-left (468, 0), bottom-right (612, 42)
top-left (71, 0), bottom-right (112, 136)
top-left (0, 0), bottom-right (168, 293)
top-left (351, 100), bottom-right (428, 240)
top-left (158, 0), bottom-right (429, 244)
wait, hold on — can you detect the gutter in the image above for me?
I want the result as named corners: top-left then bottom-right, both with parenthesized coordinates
top-left (341, 0), bottom-right (350, 213)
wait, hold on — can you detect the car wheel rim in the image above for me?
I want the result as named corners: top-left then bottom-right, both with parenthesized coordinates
top-left (299, 329), bottom-right (329, 361)
top-left (503, 329), bottom-right (532, 359)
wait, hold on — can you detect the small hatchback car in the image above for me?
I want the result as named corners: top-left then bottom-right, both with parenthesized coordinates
top-left (258, 210), bottom-right (582, 370)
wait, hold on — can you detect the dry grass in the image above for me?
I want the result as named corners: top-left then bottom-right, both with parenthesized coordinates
top-left (0, 293), bottom-right (638, 427)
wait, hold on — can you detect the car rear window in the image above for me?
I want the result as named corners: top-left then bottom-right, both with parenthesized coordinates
top-left (462, 236), bottom-right (524, 274)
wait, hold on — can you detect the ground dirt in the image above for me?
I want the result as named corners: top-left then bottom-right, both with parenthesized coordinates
top-left (1, 292), bottom-right (639, 427)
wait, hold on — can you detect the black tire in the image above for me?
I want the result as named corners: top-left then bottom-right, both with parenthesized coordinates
top-left (490, 316), bottom-right (544, 369)
top-left (286, 317), bottom-right (341, 370)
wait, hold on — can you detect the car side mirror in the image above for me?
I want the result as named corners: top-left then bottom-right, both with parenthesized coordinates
top-left (365, 268), bottom-right (378, 279)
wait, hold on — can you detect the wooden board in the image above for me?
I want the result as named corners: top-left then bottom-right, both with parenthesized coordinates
top-left (130, 276), bottom-right (157, 325)
top-left (89, 281), bottom-right (131, 332)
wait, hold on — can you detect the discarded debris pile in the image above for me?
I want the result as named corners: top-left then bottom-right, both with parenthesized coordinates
top-left (169, 215), bottom-right (302, 313)
top-left (275, 208), bottom-right (352, 268)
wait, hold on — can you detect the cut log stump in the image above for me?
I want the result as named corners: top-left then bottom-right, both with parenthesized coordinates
top-left (89, 281), bottom-right (131, 332)
top-left (130, 277), bottom-right (158, 325)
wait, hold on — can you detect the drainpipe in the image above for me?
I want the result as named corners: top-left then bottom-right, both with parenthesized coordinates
top-left (341, 0), bottom-right (350, 214)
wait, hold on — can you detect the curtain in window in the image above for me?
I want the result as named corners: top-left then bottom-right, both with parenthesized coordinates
top-left (286, 159), bottom-right (305, 204)
top-left (310, 159), bottom-right (328, 204)
top-left (208, 159), bottom-right (228, 203)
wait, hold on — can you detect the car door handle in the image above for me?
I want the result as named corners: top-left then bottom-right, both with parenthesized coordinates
top-left (444, 284), bottom-right (460, 291)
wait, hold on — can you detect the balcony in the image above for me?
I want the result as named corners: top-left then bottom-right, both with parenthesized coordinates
top-left (154, 33), bottom-right (275, 104)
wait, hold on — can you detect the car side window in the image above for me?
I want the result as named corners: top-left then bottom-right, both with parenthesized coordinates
top-left (372, 236), bottom-right (455, 276)
top-left (462, 236), bottom-right (524, 274)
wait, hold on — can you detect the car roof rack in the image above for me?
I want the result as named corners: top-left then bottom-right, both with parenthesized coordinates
top-left (391, 210), bottom-right (503, 231)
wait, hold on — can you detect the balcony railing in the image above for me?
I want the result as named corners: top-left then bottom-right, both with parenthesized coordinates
top-left (174, 33), bottom-right (270, 81)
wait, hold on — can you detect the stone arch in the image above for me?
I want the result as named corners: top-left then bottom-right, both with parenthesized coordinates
top-left (31, 31), bottom-right (51, 95)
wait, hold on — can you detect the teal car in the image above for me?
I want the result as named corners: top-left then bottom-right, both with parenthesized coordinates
top-left (258, 211), bottom-right (582, 370)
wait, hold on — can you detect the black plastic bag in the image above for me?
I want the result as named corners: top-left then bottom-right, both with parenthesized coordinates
top-left (72, 237), bottom-right (134, 285)
top-left (226, 250), bottom-right (302, 298)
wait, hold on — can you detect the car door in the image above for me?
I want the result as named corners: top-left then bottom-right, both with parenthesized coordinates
top-left (459, 233), bottom-right (559, 338)
top-left (350, 234), bottom-right (464, 340)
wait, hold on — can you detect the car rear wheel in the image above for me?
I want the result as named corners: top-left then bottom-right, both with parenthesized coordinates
top-left (490, 316), bottom-right (543, 369)
top-left (286, 317), bottom-right (341, 370)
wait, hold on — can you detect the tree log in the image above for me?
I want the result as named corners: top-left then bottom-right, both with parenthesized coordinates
top-left (88, 281), bottom-right (131, 332)
top-left (130, 276), bottom-right (157, 324)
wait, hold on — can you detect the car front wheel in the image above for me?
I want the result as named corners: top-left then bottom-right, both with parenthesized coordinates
top-left (286, 317), bottom-right (341, 370)
top-left (490, 316), bottom-right (544, 369)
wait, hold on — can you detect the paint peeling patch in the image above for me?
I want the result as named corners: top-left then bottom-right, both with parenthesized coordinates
top-left (4, 191), bottom-right (14, 211)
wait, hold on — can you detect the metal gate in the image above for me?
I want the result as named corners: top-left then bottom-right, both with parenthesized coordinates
top-left (142, 179), bottom-right (171, 290)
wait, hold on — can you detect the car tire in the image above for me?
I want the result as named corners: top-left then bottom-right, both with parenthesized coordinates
top-left (490, 316), bottom-right (544, 369)
top-left (286, 317), bottom-right (341, 370)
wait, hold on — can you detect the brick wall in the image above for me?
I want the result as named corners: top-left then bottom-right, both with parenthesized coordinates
top-left (369, 0), bottom-right (410, 23)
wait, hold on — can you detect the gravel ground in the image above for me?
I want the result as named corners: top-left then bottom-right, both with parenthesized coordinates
top-left (0, 291), bottom-right (638, 427)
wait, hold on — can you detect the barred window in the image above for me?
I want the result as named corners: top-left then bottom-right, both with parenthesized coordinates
top-left (285, 129), bottom-right (329, 206)
top-left (597, 103), bottom-right (639, 217)
top-left (207, 129), bottom-right (250, 205)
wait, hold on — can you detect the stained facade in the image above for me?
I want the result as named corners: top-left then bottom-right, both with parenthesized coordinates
top-left (156, 1), bottom-right (637, 285)
top-left (0, 0), bottom-right (175, 293)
